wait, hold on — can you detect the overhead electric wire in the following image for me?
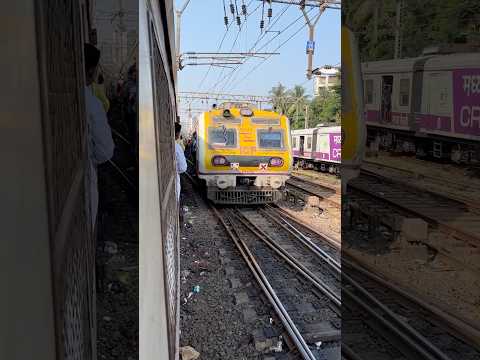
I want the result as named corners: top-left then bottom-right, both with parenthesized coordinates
top-left (218, 4), bottom-right (314, 93)
top-left (207, 0), bottom-right (261, 94)
top-left (213, 1), bottom-right (295, 93)
top-left (185, 0), bottom-right (256, 109)
top-left (217, 1), bottom-right (299, 92)
top-left (232, 14), bottom-right (311, 90)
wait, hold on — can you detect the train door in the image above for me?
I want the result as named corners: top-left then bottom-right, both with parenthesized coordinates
top-left (381, 76), bottom-right (393, 123)
top-left (299, 136), bottom-right (305, 156)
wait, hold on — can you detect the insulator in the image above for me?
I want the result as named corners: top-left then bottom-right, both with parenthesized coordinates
top-left (241, 4), bottom-right (247, 15)
top-left (230, 3), bottom-right (235, 14)
top-left (224, 16), bottom-right (229, 26)
top-left (267, 8), bottom-right (272, 18)
top-left (260, 19), bottom-right (265, 30)
top-left (236, 16), bottom-right (241, 26)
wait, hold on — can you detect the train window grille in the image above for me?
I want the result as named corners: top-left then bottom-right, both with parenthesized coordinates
top-left (208, 127), bottom-right (237, 148)
top-left (36, 0), bottom-right (95, 358)
top-left (307, 136), bottom-right (312, 149)
top-left (399, 78), bottom-right (410, 106)
top-left (257, 129), bottom-right (284, 149)
top-left (149, 21), bottom-right (179, 360)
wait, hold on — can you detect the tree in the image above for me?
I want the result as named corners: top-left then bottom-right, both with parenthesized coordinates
top-left (287, 85), bottom-right (310, 129)
top-left (269, 83), bottom-right (290, 115)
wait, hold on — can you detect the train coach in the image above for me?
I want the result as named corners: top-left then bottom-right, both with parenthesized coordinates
top-left (291, 125), bottom-right (341, 174)
top-left (193, 103), bottom-right (292, 204)
top-left (362, 50), bottom-right (480, 163)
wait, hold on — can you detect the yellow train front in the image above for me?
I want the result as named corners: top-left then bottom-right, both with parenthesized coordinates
top-left (195, 103), bottom-right (292, 204)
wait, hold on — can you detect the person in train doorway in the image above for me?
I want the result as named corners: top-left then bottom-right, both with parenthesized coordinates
top-left (92, 73), bottom-right (110, 113)
top-left (84, 43), bottom-right (115, 235)
top-left (125, 63), bottom-right (138, 159)
top-left (175, 122), bottom-right (188, 223)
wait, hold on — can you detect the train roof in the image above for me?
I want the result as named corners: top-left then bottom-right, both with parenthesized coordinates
top-left (291, 126), bottom-right (340, 135)
top-left (362, 52), bottom-right (480, 74)
top-left (423, 52), bottom-right (480, 70)
top-left (362, 57), bottom-right (424, 74)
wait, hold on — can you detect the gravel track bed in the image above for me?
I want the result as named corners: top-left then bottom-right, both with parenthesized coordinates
top-left (225, 208), bottom-right (341, 359)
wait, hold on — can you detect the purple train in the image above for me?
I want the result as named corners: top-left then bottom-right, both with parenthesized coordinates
top-left (362, 51), bottom-right (480, 163)
top-left (291, 125), bottom-right (341, 174)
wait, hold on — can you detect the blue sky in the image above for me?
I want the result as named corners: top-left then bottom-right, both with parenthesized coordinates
top-left (176, 0), bottom-right (340, 113)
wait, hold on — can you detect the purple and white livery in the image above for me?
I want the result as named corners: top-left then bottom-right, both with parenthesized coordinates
top-left (291, 126), bottom-right (341, 174)
top-left (362, 51), bottom-right (480, 163)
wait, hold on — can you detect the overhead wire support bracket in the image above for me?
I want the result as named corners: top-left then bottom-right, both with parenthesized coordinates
top-left (255, 0), bottom-right (341, 9)
top-left (300, 0), bottom-right (337, 79)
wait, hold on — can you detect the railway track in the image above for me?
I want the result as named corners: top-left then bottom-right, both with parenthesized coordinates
top-left (209, 200), bottom-right (479, 359)
top-left (213, 205), bottom-right (342, 359)
top-left (363, 160), bottom-right (480, 211)
top-left (287, 175), bottom-right (341, 208)
top-left (348, 170), bottom-right (480, 246)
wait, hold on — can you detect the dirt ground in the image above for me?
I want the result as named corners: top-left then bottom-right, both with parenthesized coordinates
top-left (281, 172), bottom-right (341, 244)
top-left (346, 152), bottom-right (480, 335)
top-left (364, 152), bottom-right (480, 205)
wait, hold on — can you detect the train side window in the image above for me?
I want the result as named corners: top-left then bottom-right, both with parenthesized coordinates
top-left (258, 130), bottom-right (283, 149)
top-left (307, 136), bottom-right (312, 149)
top-left (292, 136), bottom-right (297, 148)
top-left (399, 78), bottom-right (410, 107)
top-left (208, 127), bottom-right (237, 147)
top-left (365, 79), bottom-right (374, 104)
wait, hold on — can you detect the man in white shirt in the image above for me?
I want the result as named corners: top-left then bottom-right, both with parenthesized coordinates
top-left (175, 122), bottom-right (187, 202)
top-left (84, 43), bottom-right (115, 232)
top-left (175, 123), bottom-right (187, 202)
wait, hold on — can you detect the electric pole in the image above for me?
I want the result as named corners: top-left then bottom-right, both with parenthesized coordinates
top-left (301, 1), bottom-right (336, 79)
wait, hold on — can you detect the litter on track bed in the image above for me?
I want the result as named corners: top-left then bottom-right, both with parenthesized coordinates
top-left (180, 177), bottom-right (284, 360)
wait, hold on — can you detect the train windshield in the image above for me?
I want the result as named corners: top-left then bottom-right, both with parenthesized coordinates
top-left (258, 130), bottom-right (283, 148)
top-left (208, 127), bottom-right (236, 147)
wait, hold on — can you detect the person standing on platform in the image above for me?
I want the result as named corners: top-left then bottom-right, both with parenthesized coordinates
top-left (84, 43), bottom-right (115, 233)
top-left (92, 73), bottom-right (110, 113)
top-left (175, 122), bottom-right (187, 202)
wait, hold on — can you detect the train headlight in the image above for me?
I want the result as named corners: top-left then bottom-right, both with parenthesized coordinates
top-left (271, 178), bottom-right (283, 189)
top-left (269, 157), bottom-right (284, 167)
top-left (223, 109), bottom-right (232, 118)
top-left (212, 155), bottom-right (229, 166)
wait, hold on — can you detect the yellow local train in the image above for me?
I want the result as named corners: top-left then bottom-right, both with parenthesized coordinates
top-left (193, 102), bottom-right (292, 204)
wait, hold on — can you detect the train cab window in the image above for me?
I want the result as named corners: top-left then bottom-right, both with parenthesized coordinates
top-left (258, 130), bottom-right (283, 149)
top-left (306, 136), bottom-right (312, 149)
top-left (208, 127), bottom-right (236, 147)
top-left (399, 78), bottom-right (410, 106)
top-left (365, 79), bottom-right (374, 104)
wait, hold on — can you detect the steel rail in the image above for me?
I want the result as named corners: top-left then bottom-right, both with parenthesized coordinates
top-left (211, 206), bottom-right (316, 360)
top-left (286, 180), bottom-right (341, 209)
top-left (343, 255), bottom-right (480, 351)
top-left (232, 209), bottom-right (341, 306)
top-left (349, 171), bottom-right (480, 246)
top-left (260, 206), bottom-right (341, 274)
top-left (271, 205), bottom-right (340, 249)
top-left (341, 271), bottom-right (452, 360)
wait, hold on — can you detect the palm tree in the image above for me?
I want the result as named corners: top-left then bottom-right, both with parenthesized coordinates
top-left (269, 83), bottom-right (290, 115)
top-left (287, 85), bottom-right (310, 128)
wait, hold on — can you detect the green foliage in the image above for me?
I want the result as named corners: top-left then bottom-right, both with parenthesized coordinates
top-left (269, 81), bottom-right (340, 130)
top-left (345, 0), bottom-right (480, 61)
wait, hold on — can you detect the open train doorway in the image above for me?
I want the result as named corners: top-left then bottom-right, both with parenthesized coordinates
top-left (381, 75), bottom-right (393, 123)
top-left (299, 135), bottom-right (305, 156)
